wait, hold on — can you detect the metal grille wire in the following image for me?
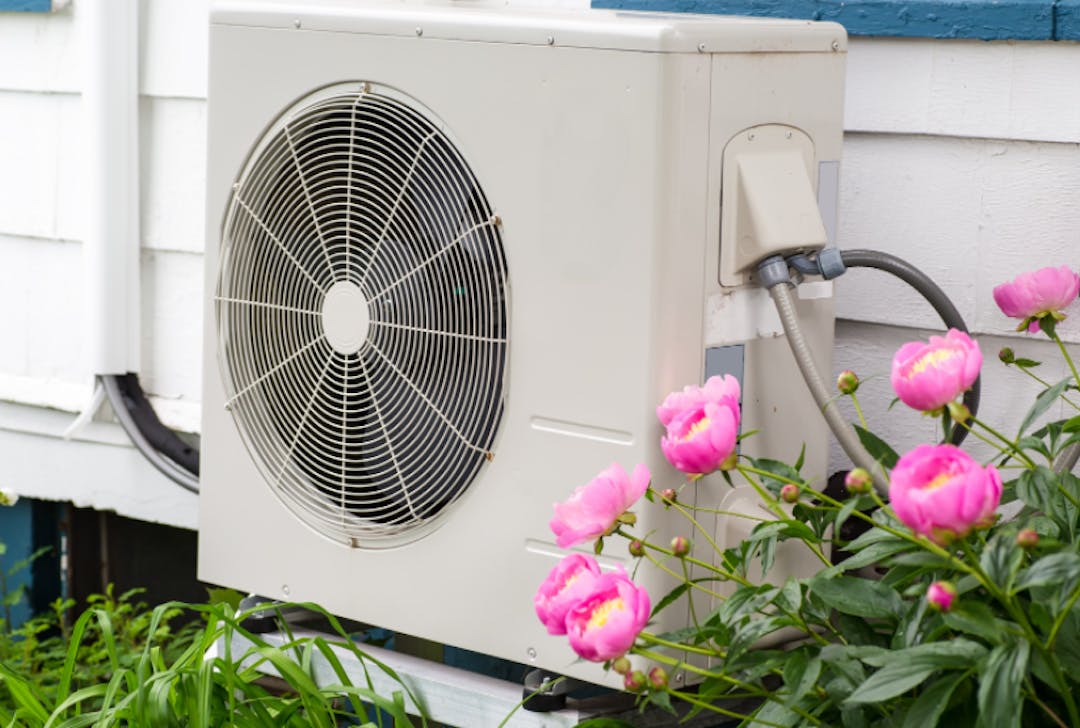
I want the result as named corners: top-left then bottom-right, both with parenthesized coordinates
top-left (216, 84), bottom-right (508, 546)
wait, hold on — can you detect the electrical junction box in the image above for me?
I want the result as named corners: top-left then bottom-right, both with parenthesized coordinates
top-left (199, 0), bottom-right (845, 687)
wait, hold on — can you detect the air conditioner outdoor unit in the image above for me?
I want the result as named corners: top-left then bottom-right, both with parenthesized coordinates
top-left (199, 0), bottom-right (846, 687)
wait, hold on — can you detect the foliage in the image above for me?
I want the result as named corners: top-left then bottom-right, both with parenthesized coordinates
top-left (0, 594), bottom-right (426, 727)
top-left (565, 313), bottom-right (1080, 726)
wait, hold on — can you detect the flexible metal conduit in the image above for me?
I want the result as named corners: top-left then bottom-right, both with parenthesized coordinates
top-left (767, 281), bottom-right (890, 495)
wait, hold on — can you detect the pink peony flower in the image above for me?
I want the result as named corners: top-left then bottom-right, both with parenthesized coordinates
top-left (657, 375), bottom-right (741, 476)
top-left (565, 570), bottom-right (651, 662)
top-left (890, 329), bottom-right (982, 412)
top-left (993, 265), bottom-right (1080, 333)
top-left (550, 463), bottom-right (650, 549)
top-left (534, 554), bottom-right (603, 636)
top-left (889, 444), bottom-right (1002, 545)
top-left (926, 581), bottom-right (957, 612)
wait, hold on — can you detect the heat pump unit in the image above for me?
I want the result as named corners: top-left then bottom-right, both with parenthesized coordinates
top-left (199, 0), bottom-right (846, 687)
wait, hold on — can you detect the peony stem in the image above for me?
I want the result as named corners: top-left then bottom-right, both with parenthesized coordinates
top-left (736, 466), bottom-right (831, 567)
top-left (967, 417), bottom-right (1037, 469)
top-left (665, 689), bottom-right (782, 727)
top-left (849, 392), bottom-right (869, 431)
top-left (639, 630), bottom-right (719, 657)
top-left (634, 647), bottom-right (822, 726)
top-left (1046, 583), bottom-right (1080, 650)
top-left (1013, 364), bottom-right (1080, 411)
top-left (1052, 331), bottom-right (1080, 394)
top-left (641, 550), bottom-right (725, 599)
top-left (670, 501), bottom-right (755, 586)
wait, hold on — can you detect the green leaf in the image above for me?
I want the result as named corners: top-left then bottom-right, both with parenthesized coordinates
top-left (846, 640), bottom-right (986, 705)
top-left (980, 535), bottom-right (1024, 593)
top-left (1018, 377), bottom-right (1071, 437)
top-left (976, 642), bottom-right (1029, 728)
top-left (853, 425), bottom-right (900, 470)
top-left (943, 601), bottom-right (1009, 644)
top-left (785, 655), bottom-right (822, 706)
top-left (810, 575), bottom-right (904, 619)
top-left (823, 540), bottom-right (912, 577)
top-left (1063, 415), bottom-right (1080, 433)
top-left (1013, 358), bottom-right (1042, 368)
top-left (650, 582), bottom-right (690, 618)
top-left (754, 698), bottom-right (802, 727)
top-left (1013, 552), bottom-right (1080, 594)
top-left (902, 672), bottom-right (967, 728)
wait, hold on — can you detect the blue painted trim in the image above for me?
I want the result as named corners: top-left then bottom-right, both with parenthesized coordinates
top-left (0, 0), bottom-right (52, 11)
top-left (592, 0), bottom-right (1080, 40)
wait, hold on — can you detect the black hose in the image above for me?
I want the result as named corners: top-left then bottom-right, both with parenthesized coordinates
top-left (101, 374), bottom-right (200, 493)
top-left (838, 249), bottom-right (980, 446)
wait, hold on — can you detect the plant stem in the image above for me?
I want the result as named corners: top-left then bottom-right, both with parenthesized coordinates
top-left (850, 393), bottom-right (868, 431)
top-left (670, 501), bottom-right (755, 587)
top-left (1026, 681), bottom-right (1070, 728)
top-left (966, 417), bottom-right (1037, 469)
top-left (620, 528), bottom-right (745, 585)
top-left (639, 631), bottom-right (719, 657)
top-left (634, 648), bottom-right (822, 725)
top-left (665, 689), bottom-right (777, 727)
top-left (1046, 583), bottom-right (1080, 649)
top-left (642, 552), bottom-right (724, 600)
top-left (734, 466), bottom-right (833, 568)
top-left (1015, 365), bottom-right (1080, 411)
top-left (1052, 331), bottom-right (1080, 393)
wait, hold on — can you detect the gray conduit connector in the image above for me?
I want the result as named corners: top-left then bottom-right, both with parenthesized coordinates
top-left (763, 264), bottom-right (890, 496)
top-left (101, 374), bottom-right (200, 494)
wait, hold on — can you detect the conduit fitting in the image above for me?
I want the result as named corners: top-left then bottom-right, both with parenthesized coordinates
top-left (786, 248), bottom-right (846, 280)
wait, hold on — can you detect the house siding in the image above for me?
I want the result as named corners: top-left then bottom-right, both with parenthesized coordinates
top-left (1, 0), bottom-right (1077, 527)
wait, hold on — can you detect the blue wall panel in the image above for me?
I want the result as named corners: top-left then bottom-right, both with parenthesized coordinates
top-left (593, 0), bottom-right (1078, 40)
top-left (0, 0), bottom-right (52, 11)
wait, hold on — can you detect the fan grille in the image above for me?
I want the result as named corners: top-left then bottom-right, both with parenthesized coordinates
top-left (216, 83), bottom-right (508, 546)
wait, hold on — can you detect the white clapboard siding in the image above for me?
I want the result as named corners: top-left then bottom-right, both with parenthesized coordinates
top-left (1, 0), bottom-right (1079, 524)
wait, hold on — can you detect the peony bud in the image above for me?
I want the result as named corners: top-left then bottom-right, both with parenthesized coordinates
top-left (837, 369), bottom-right (860, 395)
top-left (611, 656), bottom-right (632, 675)
top-left (660, 488), bottom-right (677, 504)
top-left (648, 667), bottom-right (668, 690)
top-left (780, 484), bottom-right (800, 504)
top-left (1016, 528), bottom-right (1039, 550)
top-left (629, 540), bottom-right (645, 558)
top-left (998, 347), bottom-right (1015, 364)
top-left (0, 488), bottom-right (18, 507)
top-left (624, 670), bottom-right (647, 692)
top-left (670, 536), bottom-right (691, 557)
top-left (844, 468), bottom-right (873, 495)
top-left (926, 581), bottom-right (957, 612)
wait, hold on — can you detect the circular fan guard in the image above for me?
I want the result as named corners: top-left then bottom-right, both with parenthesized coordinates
top-left (216, 83), bottom-right (508, 546)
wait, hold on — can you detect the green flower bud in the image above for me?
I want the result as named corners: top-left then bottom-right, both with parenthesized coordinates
top-left (837, 369), bottom-right (860, 395)
top-left (629, 540), bottom-right (645, 558)
top-left (670, 536), bottom-right (691, 557)
top-left (648, 666), bottom-right (668, 690)
top-left (624, 670), bottom-right (647, 692)
top-left (780, 483), bottom-right (800, 504)
top-left (844, 468), bottom-right (873, 495)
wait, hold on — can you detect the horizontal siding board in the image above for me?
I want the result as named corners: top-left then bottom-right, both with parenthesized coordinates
top-left (593, 0), bottom-right (1066, 40)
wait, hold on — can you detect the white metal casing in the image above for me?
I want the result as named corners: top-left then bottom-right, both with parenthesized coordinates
top-left (200, 1), bottom-right (846, 687)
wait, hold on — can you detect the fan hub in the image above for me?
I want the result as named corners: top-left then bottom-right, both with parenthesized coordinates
top-left (321, 281), bottom-right (371, 354)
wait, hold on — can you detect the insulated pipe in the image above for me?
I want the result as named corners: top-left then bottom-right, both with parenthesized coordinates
top-left (102, 376), bottom-right (200, 494)
top-left (83, 0), bottom-right (141, 375)
top-left (764, 273), bottom-right (890, 496)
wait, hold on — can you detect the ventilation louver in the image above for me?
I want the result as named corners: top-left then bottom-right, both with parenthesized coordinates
top-left (216, 83), bottom-right (508, 546)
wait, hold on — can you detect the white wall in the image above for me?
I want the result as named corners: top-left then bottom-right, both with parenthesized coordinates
top-left (0, 2), bottom-right (1077, 527)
